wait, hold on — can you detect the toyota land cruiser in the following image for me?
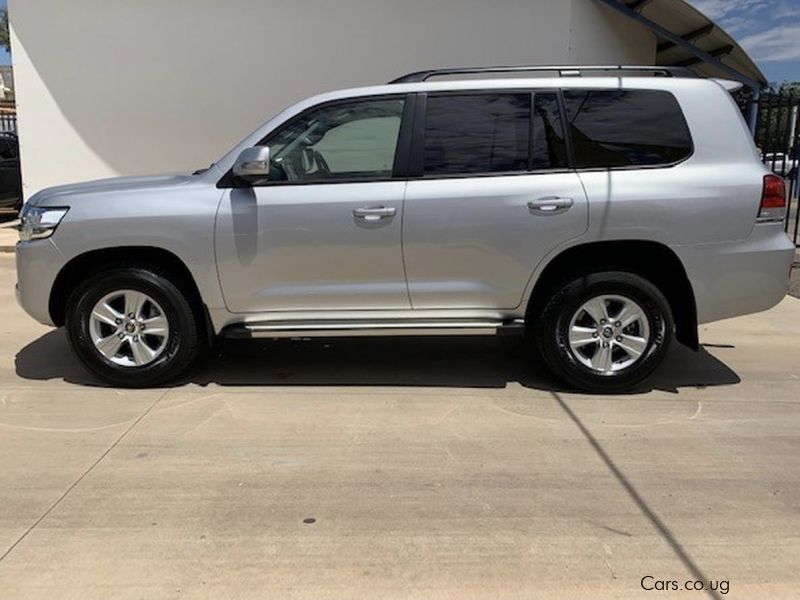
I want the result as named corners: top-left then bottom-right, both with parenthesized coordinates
top-left (15, 66), bottom-right (795, 392)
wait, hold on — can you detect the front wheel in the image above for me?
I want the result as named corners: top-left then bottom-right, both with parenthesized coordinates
top-left (535, 271), bottom-right (673, 393)
top-left (66, 267), bottom-right (201, 387)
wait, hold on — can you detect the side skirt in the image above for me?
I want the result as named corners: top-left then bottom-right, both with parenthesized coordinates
top-left (221, 318), bottom-right (525, 340)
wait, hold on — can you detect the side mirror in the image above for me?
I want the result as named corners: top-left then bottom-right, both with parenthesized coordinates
top-left (233, 146), bottom-right (270, 181)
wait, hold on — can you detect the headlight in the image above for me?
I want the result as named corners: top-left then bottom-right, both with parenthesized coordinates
top-left (18, 206), bottom-right (70, 242)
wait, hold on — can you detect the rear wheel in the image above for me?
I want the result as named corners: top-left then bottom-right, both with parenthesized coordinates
top-left (66, 268), bottom-right (201, 387)
top-left (535, 271), bottom-right (673, 393)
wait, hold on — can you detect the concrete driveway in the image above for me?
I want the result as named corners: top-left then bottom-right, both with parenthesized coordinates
top-left (0, 253), bottom-right (799, 599)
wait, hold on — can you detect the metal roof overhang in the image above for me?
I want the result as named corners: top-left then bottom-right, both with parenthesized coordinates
top-left (596, 0), bottom-right (767, 90)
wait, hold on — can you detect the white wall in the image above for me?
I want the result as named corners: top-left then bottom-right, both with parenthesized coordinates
top-left (568, 0), bottom-right (656, 64)
top-left (10, 0), bottom-right (654, 197)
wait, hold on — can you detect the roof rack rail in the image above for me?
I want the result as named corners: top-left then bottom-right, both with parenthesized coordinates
top-left (389, 65), bottom-right (698, 84)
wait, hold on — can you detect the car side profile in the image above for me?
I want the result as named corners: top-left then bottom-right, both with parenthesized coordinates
top-left (15, 66), bottom-right (796, 392)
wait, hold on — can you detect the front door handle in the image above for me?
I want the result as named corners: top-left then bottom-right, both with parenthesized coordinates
top-left (353, 206), bottom-right (397, 222)
top-left (527, 197), bottom-right (574, 214)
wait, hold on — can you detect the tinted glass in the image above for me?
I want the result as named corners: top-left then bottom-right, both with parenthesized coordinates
top-left (264, 98), bottom-right (404, 183)
top-left (424, 94), bottom-right (530, 175)
top-left (531, 93), bottom-right (567, 170)
top-left (563, 90), bottom-right (692, 168)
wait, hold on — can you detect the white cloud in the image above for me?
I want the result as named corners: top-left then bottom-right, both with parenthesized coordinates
top-left (686, 0), bottom-right (800, 65)
top-left (688, 0), bottom-right (768, 20)
top-left (773, 3), bottom-right (800, 19)
top-left (740, 25), bottom-right (800, 62)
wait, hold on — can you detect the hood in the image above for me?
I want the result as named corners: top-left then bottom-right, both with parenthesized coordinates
top-left (28, 173), bottom-right (197, 207)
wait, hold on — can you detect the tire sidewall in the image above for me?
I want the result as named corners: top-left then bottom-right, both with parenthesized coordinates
top-left (539, 272), bottom-right (673, 392)
top-left (66, 269), bottom-right (198, 386)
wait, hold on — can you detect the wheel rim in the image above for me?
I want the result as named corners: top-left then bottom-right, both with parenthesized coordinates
top-left (567, 294), bottom-right (651, 375)
top-left (88, 290), bottom-right (170, 367)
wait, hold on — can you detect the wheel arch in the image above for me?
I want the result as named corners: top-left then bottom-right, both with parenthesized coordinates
top-left (49, 246), bottom-right (210, 341)
top-left (526, 240), bottom-right (699, 350)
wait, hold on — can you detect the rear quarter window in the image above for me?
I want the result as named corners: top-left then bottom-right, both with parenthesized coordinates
top-left (563, 89), bottom-right (693, 169)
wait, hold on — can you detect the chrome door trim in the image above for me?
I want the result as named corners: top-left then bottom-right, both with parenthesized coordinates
top-left (353, 206), bottom-right (397, 221)
top-left (527, 197), bottom-right (574, 214)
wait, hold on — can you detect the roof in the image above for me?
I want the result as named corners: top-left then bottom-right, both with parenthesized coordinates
top-left (598, 0), bottom-right (767, 88)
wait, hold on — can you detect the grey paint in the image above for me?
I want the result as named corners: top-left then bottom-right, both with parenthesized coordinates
top-left (15, 76), bottom-right (795, 336)
top-left (403, 173), bottom-right (588, 310)
top-left (215, 182), bottom-right (409, 312)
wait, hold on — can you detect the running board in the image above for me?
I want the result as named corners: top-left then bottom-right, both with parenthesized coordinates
top-left (222, 318), bottom-right (525, 340)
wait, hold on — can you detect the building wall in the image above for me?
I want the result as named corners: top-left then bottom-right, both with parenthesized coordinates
top-left (9, 0), bottom-right (655, 197)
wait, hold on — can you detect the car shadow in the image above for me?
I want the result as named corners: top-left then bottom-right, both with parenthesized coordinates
top-left (15, 329), bottom-right (740, 393)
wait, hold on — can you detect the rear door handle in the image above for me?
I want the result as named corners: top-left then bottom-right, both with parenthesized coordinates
top-left (353, 206), bottom-right (397, 222)
top-left (527, 197), bottom-right (574, 213)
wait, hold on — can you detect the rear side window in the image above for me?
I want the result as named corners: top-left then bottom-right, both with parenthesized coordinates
top-left (563, 90), bottom-right (692, 168)
top-left (422, 92), bottom-right (568, 176)
top-left (531, 93), bottom-right (568, 170)
top-left (423, 93), bottom-right (531, 176)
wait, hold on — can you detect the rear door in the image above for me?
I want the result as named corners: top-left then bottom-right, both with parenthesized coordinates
top-left (402, 91), bottom-right (588, 310)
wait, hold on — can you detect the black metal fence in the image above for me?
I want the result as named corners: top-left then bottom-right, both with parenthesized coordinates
top-left (739, 87), bottom-right (800, 246)
top-left (0, 112), bottom-right (16, 135)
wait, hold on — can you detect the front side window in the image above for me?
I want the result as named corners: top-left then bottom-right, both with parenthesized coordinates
top-left (423, 93), bottom-right (531, 176)
top-left (563, 89), bottom-right (693, 168)
top-left (263, 97), bottom-right (404, 183)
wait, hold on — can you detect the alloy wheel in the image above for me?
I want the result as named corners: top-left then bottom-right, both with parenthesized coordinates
top-left (567, 294), bottom-right (651, 375)
top-left (88, 289), bottom-right (170, 367)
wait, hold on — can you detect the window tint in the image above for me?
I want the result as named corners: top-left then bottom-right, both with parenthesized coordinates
top-left (563, 90), bottom-right (692, 168)
top-left (531, 93), bottom-right (567, 170)
top-left (264, 98), bottom-right (404, 183)
top-left (424, 93), bottom-right (530, 176)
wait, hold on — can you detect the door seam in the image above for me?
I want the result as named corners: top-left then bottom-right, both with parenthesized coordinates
top-left (399, 180), bottom-right (415, 308)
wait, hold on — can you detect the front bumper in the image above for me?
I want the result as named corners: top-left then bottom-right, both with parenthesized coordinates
top-left (15, 238), bottom-right (65, 326)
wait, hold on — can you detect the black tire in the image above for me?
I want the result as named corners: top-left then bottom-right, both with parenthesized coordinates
top-left (534, 271), bottom-right (673, 393)
top-left (65, 267), bottom-right (201, 387)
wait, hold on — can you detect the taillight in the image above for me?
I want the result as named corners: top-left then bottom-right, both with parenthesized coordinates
top-left (758, 174), bottom-right (787, 222)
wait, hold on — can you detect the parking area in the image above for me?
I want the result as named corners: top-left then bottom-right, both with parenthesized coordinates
top-left (0, 252), bottom-right (799, 599)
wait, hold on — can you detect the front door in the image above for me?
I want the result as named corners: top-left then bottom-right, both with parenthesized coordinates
top-left (215, 96), bottom-right (410, 313)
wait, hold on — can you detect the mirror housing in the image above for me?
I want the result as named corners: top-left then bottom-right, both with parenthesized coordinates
top-left (233, 146), bottom-right (270, 181)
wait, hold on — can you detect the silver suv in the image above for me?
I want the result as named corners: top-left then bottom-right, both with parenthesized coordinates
top-left (15, 66), bottom-right (795, 392)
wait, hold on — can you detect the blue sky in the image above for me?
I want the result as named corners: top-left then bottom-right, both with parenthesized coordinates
top-left (689, 0), bottom-right (800, 83)
top-left (0, 0), bottom-right (797, 82)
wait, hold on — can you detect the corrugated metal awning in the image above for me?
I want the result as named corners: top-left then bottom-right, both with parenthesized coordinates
top-left (598, 0), bottom-right (767, 89)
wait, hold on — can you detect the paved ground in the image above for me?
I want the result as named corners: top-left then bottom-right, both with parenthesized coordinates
top-left (0, 217), bottom-right (18, 252)
top-left (0, 254), bottom-right (799, 599)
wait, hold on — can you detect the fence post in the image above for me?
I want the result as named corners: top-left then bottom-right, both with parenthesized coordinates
top-left (748, 89), bottom-right (761, 134)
